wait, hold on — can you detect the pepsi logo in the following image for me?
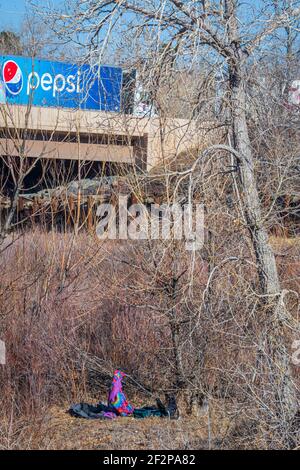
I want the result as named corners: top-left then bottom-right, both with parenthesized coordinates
top-left (2, 60), bottom-right (23, 95)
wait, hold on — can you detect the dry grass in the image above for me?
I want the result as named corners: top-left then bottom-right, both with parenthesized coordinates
top-left (0, 229), bottom-right (299, 450)
top-left (30, 408), bottom-right (209, 450)
top-left (0, 398), bottom-right (240, 450)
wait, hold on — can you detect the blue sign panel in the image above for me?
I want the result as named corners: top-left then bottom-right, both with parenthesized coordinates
top-left (0, 55), bottom-right (122, 112)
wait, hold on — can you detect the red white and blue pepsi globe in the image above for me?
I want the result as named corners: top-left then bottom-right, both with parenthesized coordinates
top-left (2, 60), bottom-right (23, 95)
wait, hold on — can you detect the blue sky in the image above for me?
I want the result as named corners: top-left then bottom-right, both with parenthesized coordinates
top-left (0, 0), bottom-right (27, 31)
top-left (0, 1), bottom-right (274, 35)
top-left (0, 0), bottom-right (262, 33)
top-left (0, 0), bottom-right (63, 31)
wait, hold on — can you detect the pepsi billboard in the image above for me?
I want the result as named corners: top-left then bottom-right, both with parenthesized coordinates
top-left (0, 55), bottom-right (123, 112)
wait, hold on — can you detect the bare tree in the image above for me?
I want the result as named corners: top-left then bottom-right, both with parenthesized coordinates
top-left (0, 31), bottom-right (23, 55)
top-left (43, 0), bottom-right (300, 435)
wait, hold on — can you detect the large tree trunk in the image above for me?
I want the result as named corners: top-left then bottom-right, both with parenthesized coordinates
top-left (229, 59), bottom-right (280, 295)
top-left (229, 56), bottom-right (298, 441)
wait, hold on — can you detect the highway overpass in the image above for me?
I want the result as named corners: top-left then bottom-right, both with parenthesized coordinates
top-left (0, 104), bottom-right (206, 172)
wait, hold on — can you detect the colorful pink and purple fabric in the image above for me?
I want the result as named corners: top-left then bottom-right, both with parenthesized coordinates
top-left (108, 369), bottom-right (134, 416)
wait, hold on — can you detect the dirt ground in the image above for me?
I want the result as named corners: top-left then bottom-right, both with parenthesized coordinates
top-left (0, 397), bottom-right (276, 450)
top-left (0, 403), bottom-right (225, 450)
top-left (32, 406), bottom-right (212, 450)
